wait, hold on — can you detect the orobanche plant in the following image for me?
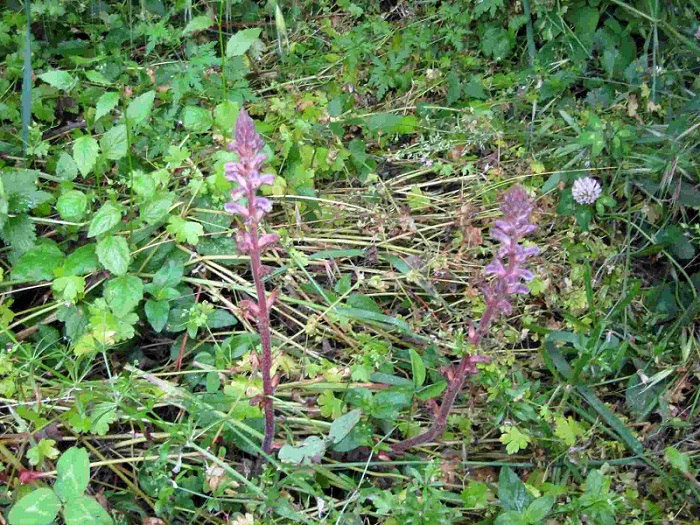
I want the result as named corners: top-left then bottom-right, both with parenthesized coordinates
top-left (391, 185), bottom-right (538, 453)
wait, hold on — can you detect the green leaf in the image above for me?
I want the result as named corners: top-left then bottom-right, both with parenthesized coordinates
top-left (27, 439), bottom-right (59, 466)
top-left (409, 348), bottom-right (426, 388)
top-left (104, 275), bottom-right (144, 317)
top-left (94, 92), bottom-right (120, 121)
top-left (474, 0), bottom-right (505, 19)
top-left (278, 436), bottom-right (326, 465)
top-left (182, 15), bottom-right (213, 35)
top-left (140, 193), bottom-right (174, 225)
top-left (85, 70), bottom-right (112, 85)
top-left (523, 495), bottom-right (555, 523)
top-left (63, 244), bottom-right (99, 276)
top-left (498, 467), bottom-right (532, 513)
top-left (99, 125), bottom-right (128, 160)
top-left (56, 190), bottom-right (88, 222)
top-left (554, 416), bottom-right (585, 447)
top-left (167, 215), bottom-right (204, 245)
top-left (12, 242), bottom-right (64, 281)
top-left (126, 90), bottom-right (156, 127)
top-left (150, 260), bottom-right (184, 289)
top-left (329, 409), bottom-right (361, 444)
top-left (494, 511), bottom-right (526, 525)
top-left (54, 447), bottom-right (90, 503)
top-left (145, 299), bottom-right (169, 332)
top-left (38, 70), bottom-right (76, 90)
top-left (7, 488), bottom-right (61, 525)
top-left (415, 381), bottom-right (446, 400)
top-left (56, 152), bottom-right (79, 181)
top-left (73, 136), bottom-right (99, 177)
top-left (206, 308), bottom-right (238, 329)
top-left (226, 28), bottom-right (262, 57)
top-left (500, 426), bottom-right (531, 454)
top-left (52, 276), bottom-right (86, 303)
top-left (481, 26), bottom-right (514, 61)
top-left (96, 235), bottom-right (131, 275)
top-left (63, 495), bottom-right (114, 525)
top-left (214, 100), bottom-right (240, 131)
top-left (181, 105), bottom-right (213, 133)
top-left (461, 481), bottom-right (491, 510)
top-left (88, 202), bottom-right (123, 238)
top-left (664, 446), bottom-right (692, 474)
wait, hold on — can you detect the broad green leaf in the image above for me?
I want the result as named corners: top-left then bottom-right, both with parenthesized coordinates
top-left (523, 495), bottom-right (555, 523)
top-left (63, 495), bottom-right (114, 525)
top-left (52, 276), bottom-right (86, 303)
top-left (104, 275), bottom-right (144, 317)
top-left (145, 299), bottom-right (169, 332)
top-left (7, 488), bottom-right (61, 525)
top-left (183, 15), bottom-right (213, 35)
top-left (94, 92), bottom-right (120, 121)
top-left (99, 125), bottom-right (128, 160)
top-left (63, 244), bottom-right (99, 276)
top-left (56, 190), bottom-right (88, 222)
top-left (226, 28), bottom-right (262, 57)
top-left (38, 70), bottom-right (76, 90)
top-left (126, 90), bottom-right (156, 126)
top-left (498, 467), bottom-right (532, 513)
top-left (494, 511), bottom-right (526, 525)
top-left (140, 193), bottom-right (174, 225)
top-left (167, 215), bottom-right (203, 245)
top-left (150, 260), bottom-right (184, 289)
top-left (664, 446), bottom-right (691, 474)
top-left (278, 436), bottom-right (326, 465)
top-left (181, 105), bottom-right (213, 133)
top-left (85, 70), bottom-right (112, 85)
top-left (214, 100), bottom-right (240, 131)
top-left (11, 242), bottom-right (64, 281)
top-left (73, 136), bottom-right (99, 177)
top-left (329, 409), bottom-right (361, 444)
top-left (88, 202), bottom-right (122, 238)
top-left (206, 309), bottom-right (238, 329)
top-left (56, 152), bottom-right (79, 181)
top-left (96, 235), bottom-right (131, 275)
top-left (54, 447), bottom-right (90, 503)
top-left (409, 348), bottom-right (426, 388)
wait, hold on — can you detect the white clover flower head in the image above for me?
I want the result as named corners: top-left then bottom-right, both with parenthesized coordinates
top-left (572, 176), bottom-right (602, 205)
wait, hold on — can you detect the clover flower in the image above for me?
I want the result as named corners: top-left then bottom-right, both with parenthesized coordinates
top-left (571, 176), bottom-right (602, 205)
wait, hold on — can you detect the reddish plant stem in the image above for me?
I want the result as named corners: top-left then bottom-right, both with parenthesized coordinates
top-left (246, 193), bottom-right (275, 454)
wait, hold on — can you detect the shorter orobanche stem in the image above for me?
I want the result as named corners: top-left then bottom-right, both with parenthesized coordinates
top-left (390, 185), bottom-right (538, 454)
top-left (224, 108), bottom-right (280, 455)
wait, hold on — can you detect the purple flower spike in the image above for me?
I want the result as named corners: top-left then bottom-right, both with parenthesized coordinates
top-left (232, 108), bottom-right (265, 159)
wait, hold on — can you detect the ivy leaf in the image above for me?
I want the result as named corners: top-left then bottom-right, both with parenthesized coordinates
top-left (94, 92), bottom-right (120, 121)
top-left (99, 125), bottom-right (128, 160)
top-left (88, 202), bottom-right (123, 238)
top-left (104, 275), bottom-right (144, 317)
top-left (145, 299), bottom-right (170, 333)
top-left (54, 447), bottom-right (90, 503)
top-left (126, 90), bottom-right (156, 127)
top-left (96, 235), bottom-right (131, 275)
top-left (278, 436), bottom-right (326, 465)
top-left (56, 190), bottom-right (88, 222)
top-left (7, 488), bottom-right (61, 525)
top-left (499, 426), bottom-right (531, 454)
top-left (38, 70), bottom-right (76, 90)
top-left (63, 495), bottom-right (114, 525)
top-left (226, 28), bottom-right (262, 57)
top-left (167, 215), bottom-right (204, 245)
top-left (73, 136), bottom-right (99, 177)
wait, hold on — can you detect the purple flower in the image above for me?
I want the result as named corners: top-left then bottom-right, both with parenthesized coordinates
top-left (471, 185), bottom-right (538, 343)
top-left (571, 177), bottom-right (602, 205)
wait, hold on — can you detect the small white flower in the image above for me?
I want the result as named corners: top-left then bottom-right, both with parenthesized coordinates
top-left (572, 177), bottom-right (602, 205)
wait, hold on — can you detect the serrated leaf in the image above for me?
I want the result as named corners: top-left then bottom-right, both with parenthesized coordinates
top-left (126, 90), bottom-right (155, 126)
top-left (54, 447), bottom-right (90, 503)
top-left (73, 136), bottom-right (99, 177)
top-left (214, 100), bottom-right (240, 131)
top-left (56, 190), bottom-right (88, 222)
top-left (12, 242), bottom-right (64, 281)
top-left (95, 92), bottom-right (120, 121)
top-left (99, 125), bottom-right (128, 160)
top-left (226, 28), bottom-right (262, 57)
top-left (96, 235), bottom-right (131, 275)
top-left (409, 348), bottom-right (426, 388)
top-left (329, 409), bottom-right (361, 444)
top-left (52, 276), bottom-right (86, 303)
top-left (167, 215), bottom-right (203, 245)
top-left (183, 15), bottom-right (213, 35)
top-left (38, 70), bottom-right (76, 90)
top-left (145, 299), bottom-right (169, 332)
top-left (56, 152), bottom-right (79, 181)
top-left (664, 446), bottom-right (691, 474)
top-left (181, 105), bottom-right (213, 133)
top-left (88, 202), bottom-right (122, 238)
top-left (63, 495), bottom-right (114, 525)
top-left (7, 488), bottom-right (61, 525)
top-left (63, 244), bottom-right (99, 276)
top-left (104, 275), bottom-right (143, 317)
top-left (554, 416), bottom-right (585, 447)
top-left (140, 193), bottom-right (174, 225)
top-left (278, 436), bottom-right (326, 465)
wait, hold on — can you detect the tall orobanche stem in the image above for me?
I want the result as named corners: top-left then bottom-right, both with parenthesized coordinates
top-left (391, 185), bottom-right (538, 454)
top-left (224, 109), bottom-right (280, 454)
